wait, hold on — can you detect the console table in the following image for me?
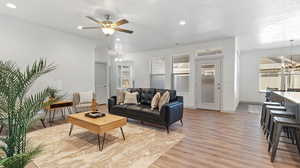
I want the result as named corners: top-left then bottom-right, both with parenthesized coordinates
top-left (45, 101), bottom-right (73, 124)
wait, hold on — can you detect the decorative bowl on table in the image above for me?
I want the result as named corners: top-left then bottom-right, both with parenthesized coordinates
top-left (85, 112), bottom-right (106, 118)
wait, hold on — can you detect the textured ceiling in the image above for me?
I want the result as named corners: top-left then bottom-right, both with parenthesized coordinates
top-left (1, 0), bottom-right (300, 52)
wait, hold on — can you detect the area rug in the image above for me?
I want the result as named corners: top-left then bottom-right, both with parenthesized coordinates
top-left (27, 122), bottom-right (184, 168)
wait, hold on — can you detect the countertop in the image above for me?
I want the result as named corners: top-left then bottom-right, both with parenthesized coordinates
top-left (273, 91), bottom-right (300, 104)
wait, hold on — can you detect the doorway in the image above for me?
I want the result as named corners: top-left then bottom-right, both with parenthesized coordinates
top-left (195, 58), bottom-right (222, 111)
top-left (95, 62), bottom-right (108, 104)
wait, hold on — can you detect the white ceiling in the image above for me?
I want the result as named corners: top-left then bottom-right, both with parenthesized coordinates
top-left (1, 0), bottom-right (300, 52)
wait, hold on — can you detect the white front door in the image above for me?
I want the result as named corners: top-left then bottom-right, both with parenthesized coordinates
top-left (95, 62), bottom-right (108, 104)
top-left (196, 59), bottom-right (222, 111)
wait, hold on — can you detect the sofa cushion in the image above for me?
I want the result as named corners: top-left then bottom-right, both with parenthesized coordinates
top-left (116, 89), bottom-right (126, 104)
top-left (126, 104), bottom-right (160, 115)
top-left (110, 103), bottom-right (164, 124)
top-left (140, 107), bottom-right (160, 115)
top-left (151, 92), bottom-right (161, 110)
top-left (127, 88), bottom-right (142, 102)
top-left (158, 91), bottom-right (170, 111)
top-left (126, 104), bottom-right (144, 111)
top-left (124, 91), bottom-right (138, 104)
top-left (156, 89), bottom-right (177, 102)
top-left (140, 88), bottom-right (156, 105)
top-left (113, 104), bottom-right (129, 110)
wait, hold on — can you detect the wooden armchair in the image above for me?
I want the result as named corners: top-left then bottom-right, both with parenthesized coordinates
top-left (72, 91), bottom-right (96, 113)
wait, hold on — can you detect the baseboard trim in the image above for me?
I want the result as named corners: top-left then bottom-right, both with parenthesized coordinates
top-left (239, 101), bottom-right (263, 105)
top-left (221, 110), bottom-right (236, 113)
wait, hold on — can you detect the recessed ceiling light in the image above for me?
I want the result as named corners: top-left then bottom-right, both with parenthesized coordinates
top-left (179, 20), bottom-right (186, 25)
top-left (5, 3), bottom-right (16, 9)
top-left (116, 38), bottom-right (120, 41)
top-left (77, 26), bottom-right (83, 30)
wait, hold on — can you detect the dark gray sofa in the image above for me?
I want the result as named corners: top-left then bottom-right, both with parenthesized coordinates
top-left (108, 88), bottom-right (184, 133)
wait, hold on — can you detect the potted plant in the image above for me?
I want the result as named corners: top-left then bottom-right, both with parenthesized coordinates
top-left (0, 59), bottom-right (57, 168)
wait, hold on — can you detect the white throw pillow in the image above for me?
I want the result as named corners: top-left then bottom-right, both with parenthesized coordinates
top-left (124, 91), bottom-right (138, 104)
top-left (158, 91), bottom-right (170, 111)
top-left (151, 92), bottom-right (161, 110)
top-left (116, 89), bottom-right (126, 104)
top-left (80, 91), bottom-right (93, 103)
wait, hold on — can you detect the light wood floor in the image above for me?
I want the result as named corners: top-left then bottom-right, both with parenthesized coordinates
top-left (150, 108), bottom-right (300, 168)
top-left (17, 106), bottom-right (300, 168)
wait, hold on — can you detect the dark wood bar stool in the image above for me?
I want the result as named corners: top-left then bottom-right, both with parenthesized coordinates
top-left (261, 102), bottom-right (281, 128)
top-left (269, 116), bottom-right (300, 162)
top-left (264, 105), bottom-right (286, 137)
top-left (268, 110), bottom-right (296, 151)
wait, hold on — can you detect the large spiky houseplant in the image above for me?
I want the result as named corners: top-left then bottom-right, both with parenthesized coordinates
top-left (0, 59), bottom-right (56, 168)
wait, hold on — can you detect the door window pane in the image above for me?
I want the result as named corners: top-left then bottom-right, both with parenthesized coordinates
top-left (200, 64), bottom-right (215, 103)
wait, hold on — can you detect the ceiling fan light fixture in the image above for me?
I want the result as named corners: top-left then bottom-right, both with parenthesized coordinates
top-left (6, 2), bottom-right (16, 9)
top-left (102, 27), bottom-right (115, 36)
top-left (179, 20), bottom-right (186, 26)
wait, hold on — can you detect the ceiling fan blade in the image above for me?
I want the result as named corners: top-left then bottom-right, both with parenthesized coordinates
top-left (114, 19), bottom-right (129, 26)
top-left (81, 26), bottom-right (102, 29)
top-left (86, 16), bottom-right (102, 24)
top-left (113, 27), bottom-right (133, 34)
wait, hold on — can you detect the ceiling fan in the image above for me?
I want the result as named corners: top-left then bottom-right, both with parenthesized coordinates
top-left (80, 14), bottom-right (134, 36)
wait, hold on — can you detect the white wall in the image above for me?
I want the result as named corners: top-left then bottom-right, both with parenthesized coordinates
top-left (239, 46), bottom-right (300, 103)
top-left (0, 15), bottom-right (99, 97)
top-left (119, 37), bottom-right (238, 112)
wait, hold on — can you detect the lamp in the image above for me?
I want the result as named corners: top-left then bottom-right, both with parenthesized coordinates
top-left (102, 27), bottom-right (115, 36)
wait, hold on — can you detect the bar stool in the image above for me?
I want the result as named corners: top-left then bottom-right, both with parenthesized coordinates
top-left (261, 102), bottom-right (281, 128)
top-left (269, 117), bottom-right (300, 162)
top-left (268, 110), bottom-right (296, 151)
top-left (264, 105), bottom-right (286, 137)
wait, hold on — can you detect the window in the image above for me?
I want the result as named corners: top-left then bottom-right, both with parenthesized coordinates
top-left (117, 63), bottom-right (133, 88)
top-left (151, 56), bottom-right (165, 89)
top-left (259, 55), bottom-right (300, 91)
top-left (172, 55), bottom-right (190, 92)
top-left (197, 48), bottom-right (223, 57)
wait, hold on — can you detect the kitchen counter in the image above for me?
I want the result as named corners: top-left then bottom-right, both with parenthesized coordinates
top-left (273, 91), bottom-right (300, 104)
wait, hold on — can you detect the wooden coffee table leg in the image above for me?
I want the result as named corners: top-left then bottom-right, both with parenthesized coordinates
top-left (101, 133), bottom-right (106, 151)
top-left (69, 124), bottom-right (73, 136)
top-left (120, 127), bottom-right (125, 140)
top-left (97, 134), bottom-right (101, 151)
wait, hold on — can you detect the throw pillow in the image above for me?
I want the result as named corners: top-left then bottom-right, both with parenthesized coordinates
top-left (158, 91), bottom-right (170, 111)
top-left (116, 89), bottom-right (125, 104)
top-left (151, 92), bottom-right (161, 110)
top-left (124, 91), bottom-right (138, 104)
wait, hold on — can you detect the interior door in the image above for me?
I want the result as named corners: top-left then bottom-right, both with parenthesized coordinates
top-left (95, 62), bottom-right (108, 104)
top-left (196, 59), bottom-right (222, 110)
